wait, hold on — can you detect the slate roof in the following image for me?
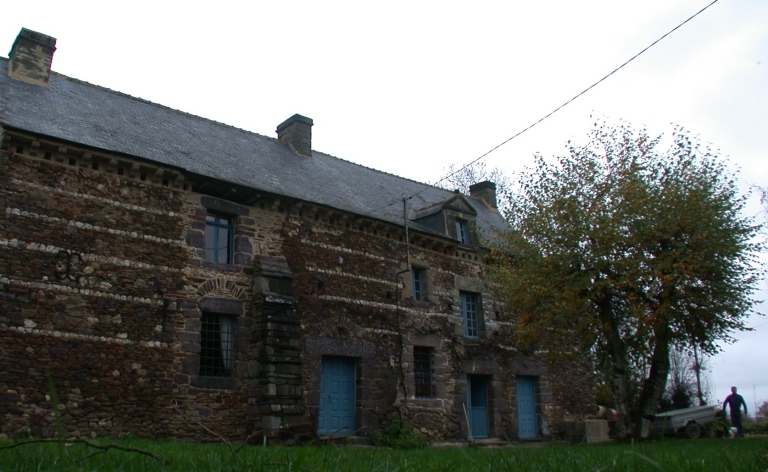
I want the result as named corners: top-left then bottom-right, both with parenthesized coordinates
top-left (0, 58), bottom-right (507, 239)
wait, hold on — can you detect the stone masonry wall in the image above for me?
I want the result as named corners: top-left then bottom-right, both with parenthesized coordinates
top-left (0, 147), bottom-right (186, 439)
top-left (281, 212), bottom-right (596, 441)
top-left (0, 141), bottom-right (277, 440)
top-left (0, 134), bottom-right (595, 442)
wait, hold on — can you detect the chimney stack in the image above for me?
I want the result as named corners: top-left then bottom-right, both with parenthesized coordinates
top-left (276, 114), bottom-right (313, 157)
top-left (8, 28), bottom-right (57, 88)
top-left (469, 181), bottom-right (497, 209)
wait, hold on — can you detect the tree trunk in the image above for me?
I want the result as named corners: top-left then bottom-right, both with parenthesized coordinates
top-left (636, 325), bottom-right (671, 438)
top-left (693, 345), bottom-right (705, 406)
top-left (609, 357), bottom-right (632, 439)
top-left (598, 297), bottom-right (632, 438)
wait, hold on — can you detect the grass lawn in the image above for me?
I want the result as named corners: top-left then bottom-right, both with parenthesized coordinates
top-left (1, 437), bottom-right (767, 471)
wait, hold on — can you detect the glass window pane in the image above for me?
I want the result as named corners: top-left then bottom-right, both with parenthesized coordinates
top-left (205, 224), bottom-right (216, 261)
top-left (462, 292), bottom-right (480, 338)
top-left (205, 213), bottom-right (233, 264)
top-left (414, 346), bottom-right (432, 398)
top-left (413, 269), bottom-right (422, 301)
top-left (456, 220), bottom-right (468, 244)
top-left (217, 226), bottom-right (230, 263)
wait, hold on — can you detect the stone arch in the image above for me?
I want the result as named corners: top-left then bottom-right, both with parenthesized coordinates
top-left (195, 277), bottom-right (245, 300)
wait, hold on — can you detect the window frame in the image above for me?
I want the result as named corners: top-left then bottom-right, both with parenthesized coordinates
top-left (413, 346), bottom-right (434, 399)
top-left (412, 268), bottom-right (424, 301)
top-left (455, 219), bottom-right (469, 245)
top-left (199, 312), bottom-right (236, 378)
top-left (205, 213), bottom-right (234, 264)
top-left (461, 292), bottom-right (481, 338)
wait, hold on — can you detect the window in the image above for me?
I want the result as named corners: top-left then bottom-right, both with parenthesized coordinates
top-left (412, 268), bottom-right (424, 301)
top-left (456, 219), bottom-right (469, 245)
top-left (206, 213), bottom-right (233, 264)
top-left (200, 313), bottom-right (236, 377)
top-left (461, 292), bottom-right (480, 338)
top-left (414, 346), bottom-right (433, 398)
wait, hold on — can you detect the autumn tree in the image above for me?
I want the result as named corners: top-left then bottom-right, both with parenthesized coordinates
top-left (489, 121), bottom-right (762, 438)
top-left (440, 161), bottom-right (512, 213)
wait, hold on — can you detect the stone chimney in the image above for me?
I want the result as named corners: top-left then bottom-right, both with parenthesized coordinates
top-left (276, 114), bottom-right (313, 157)
top-left (469, 181), bottom-right (497, 208)
top-left (8, 28), bottom-right (57, 88)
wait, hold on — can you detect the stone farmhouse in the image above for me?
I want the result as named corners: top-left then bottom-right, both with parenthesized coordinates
top-left (0, 28), bottom-right (594, 442)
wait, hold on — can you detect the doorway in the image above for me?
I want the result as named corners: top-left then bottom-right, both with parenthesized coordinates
top-left (318, 356), bottom-right (356, 437)
top-left (516, 376), bottom-right (538, 439)
top-left (467, 375), bottom-right (489, 439)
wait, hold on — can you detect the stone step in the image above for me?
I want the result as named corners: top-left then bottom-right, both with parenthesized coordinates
top-left (344, 435), bottom-right (372, 446)
top-left (472, 438), bottom-right (511, 447)
top-left (432, 438), bottom-right (514, 448)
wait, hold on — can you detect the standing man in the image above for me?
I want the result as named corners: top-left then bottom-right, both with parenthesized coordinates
top-left (723, 386), bottom-right (748, 437)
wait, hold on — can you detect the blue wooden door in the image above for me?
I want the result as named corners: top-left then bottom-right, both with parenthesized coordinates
top-left (318, 356), bottom-right (356, 437)
top-left (467, 375), bottom-right (489, 439)
top-left (516, 376), bottom-right (538, 439)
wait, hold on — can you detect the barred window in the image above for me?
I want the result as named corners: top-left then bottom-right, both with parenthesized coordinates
top-left (414, 346), bottom-right (433, 399)
top-left (200, 313), bottom-right (236, 377)
top-left (461, 292), bottom-right (481, 338)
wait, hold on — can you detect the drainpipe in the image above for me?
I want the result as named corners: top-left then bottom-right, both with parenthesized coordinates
top-left (394, 196), bottom-right (412, 407)
top-left (403, 196), bottom-right (411, 272)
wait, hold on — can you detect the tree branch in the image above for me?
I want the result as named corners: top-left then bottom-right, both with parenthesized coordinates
top-left (173, 402), bottom-right (234, 455)
top-left (0, 439), bottom-right (168, 464)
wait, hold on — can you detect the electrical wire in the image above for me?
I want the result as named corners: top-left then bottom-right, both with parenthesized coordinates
top-left (365, 0), bottom-right (720, 216)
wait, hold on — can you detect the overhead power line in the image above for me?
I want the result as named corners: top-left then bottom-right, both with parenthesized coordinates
top-left (366, 0), bottom-right (720, 215)
top-left (432, 0), bottom-right (720, 188)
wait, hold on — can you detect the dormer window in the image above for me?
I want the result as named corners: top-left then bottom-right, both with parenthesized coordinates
top-left (456, 219), bottom-right (469, 245)
top-left (410, 193), bottom-right (477, 243)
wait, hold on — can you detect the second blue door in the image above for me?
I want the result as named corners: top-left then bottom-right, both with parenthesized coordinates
top-left (318, 356), bottom-right (356, 437)
top-left (467, 375), bottom-right (489, 439)
top-left (516, 376), bottom-right (538, 439)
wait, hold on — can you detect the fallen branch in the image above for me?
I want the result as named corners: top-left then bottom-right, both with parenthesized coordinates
top-left (173, 401), bottom-right (262, 456)
top-left (233, 430), bottom-right (264, 455)
top-left (0, 439), bottom-right (168, 464)
top-left (267, 462), bottom-right (315, 472)
top-left (174, 402), bottom-right (234, 455)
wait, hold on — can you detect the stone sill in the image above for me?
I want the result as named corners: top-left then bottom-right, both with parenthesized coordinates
top-left (407, 398), bottom-right (445, 409)
top-left (201, 261), bottom-right (243, 273)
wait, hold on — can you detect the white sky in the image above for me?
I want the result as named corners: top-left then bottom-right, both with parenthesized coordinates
top-left (3, 0), bottom-right (766, 412)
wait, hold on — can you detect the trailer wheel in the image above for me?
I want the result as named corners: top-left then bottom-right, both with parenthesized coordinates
top-left (685, 422), bottom-right (701, 439)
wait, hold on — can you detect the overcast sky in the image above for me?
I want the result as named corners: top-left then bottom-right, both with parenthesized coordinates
top-left (3, 0), bottom-right (766, 412)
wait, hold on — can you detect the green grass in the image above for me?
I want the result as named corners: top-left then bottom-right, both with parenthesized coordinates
top-left (1, 437), bottom-right (767, 471)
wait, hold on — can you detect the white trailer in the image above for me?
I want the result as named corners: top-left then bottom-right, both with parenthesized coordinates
top-left (653, 405), bottom-right (719, 439)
